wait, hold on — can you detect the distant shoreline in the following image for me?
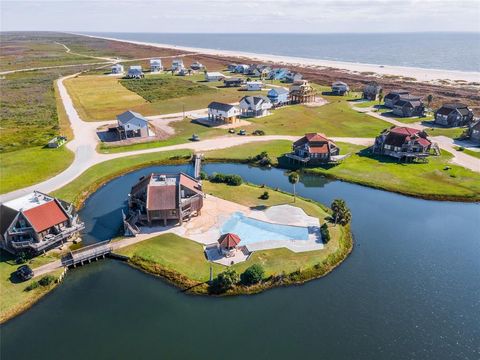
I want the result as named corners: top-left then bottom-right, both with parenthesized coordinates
top-left (73, 32), bottom-right (480, 83)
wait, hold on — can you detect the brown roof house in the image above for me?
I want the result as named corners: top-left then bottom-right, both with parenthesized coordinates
top-left (434, 103), bottom-right (474, 127)
top-left (126, 173), bottom-right (203, 229)
top-left (286, 133), bottom-right (340, 165)
top-left (0, 191), bottom-right (84, 255)
top-left (372, 126), bottom-right (433, 162)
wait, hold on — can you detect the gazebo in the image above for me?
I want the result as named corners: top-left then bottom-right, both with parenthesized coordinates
top-left (218, 233), bottom-right (241, 257)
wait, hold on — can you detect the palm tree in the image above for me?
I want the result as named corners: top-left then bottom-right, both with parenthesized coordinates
top-left (378, 88), bottom-right (384, 107)
top-left (331, 199), bottom-right (352, 225)
top-left (288, 171), bottom-right (300, 203)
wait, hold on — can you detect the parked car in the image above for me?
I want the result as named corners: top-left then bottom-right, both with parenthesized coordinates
top-left (190, 134), bottom-right (200, 141)
top-left (16, 265), bottom-right (34, 281)
top-left (238, 129), bottom-right (247, 136)
top-left (228, 129), bottom-right (235, 134)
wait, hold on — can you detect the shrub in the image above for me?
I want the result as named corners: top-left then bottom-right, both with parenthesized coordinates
top-left (211, 269), bottom-right (239, 293)
top-left (320, 223), bottom-right (330, 243)
top-left (209, 172), bottom-right (243, 186)
top-left (240, 264), bottom-right (265, 285)
top-left (38, 275), bottom-right (56, 286)
top-left (260, 191), bottom-right (269, 200)
top-left (200, 171), bottom-right (208, 180)
top-left (25, 281), bottom-right (40, 292)
top-left (252, 129), bottom-right (265, 136)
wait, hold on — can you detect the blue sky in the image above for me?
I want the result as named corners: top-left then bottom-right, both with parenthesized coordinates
top-left (1, 0), bottom-right (479, 33)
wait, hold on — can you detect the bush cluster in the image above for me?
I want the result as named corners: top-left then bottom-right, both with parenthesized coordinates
top-left (211, 269), bottom-right (239, 293)
top-left (240, 264), bottom-right (265, 286)
top-left (320, 223), bottom-right (330, 243)
top-left (209, 172), bottom-right (243, 186)
top-left (25, 275), bottom-right (57, 292)
top-left (260, 191), bottom-right (270, 200)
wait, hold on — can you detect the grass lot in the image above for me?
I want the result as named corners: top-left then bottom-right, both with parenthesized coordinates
top-left (305, 142), bottom-right (480, 201)
top-left (65, 73), bottom-right (264, 121)
top-left (0, 146), bottom-right (74, 194)
top-left (249, 101), bottom-right (390, 137)
top-left (0, 250), bottom-right (62, 323)
top-left (204, 140), bottom-right (292, 164)
top-left (117, 181), bottom-right (349, 291)
top-left (120, 76), bottom-right (216, 102)
top-left (53, 149), bottom-right (192, 206)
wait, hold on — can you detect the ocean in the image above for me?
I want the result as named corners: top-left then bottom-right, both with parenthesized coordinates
top-left (87, 32), bottom-right (480, 72)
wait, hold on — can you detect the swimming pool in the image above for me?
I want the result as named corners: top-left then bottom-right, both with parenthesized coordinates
top-left (220, 212), bottom-right (309, 245)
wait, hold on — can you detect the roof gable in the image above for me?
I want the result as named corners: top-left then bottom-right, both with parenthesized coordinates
top-left (23, 201), bottom-right (68, 232)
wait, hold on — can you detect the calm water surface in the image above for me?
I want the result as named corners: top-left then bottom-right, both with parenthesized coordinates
top-left (88, 32), bottom-right (480, 72)
top-left (1, 164), bottom-right (479, 360)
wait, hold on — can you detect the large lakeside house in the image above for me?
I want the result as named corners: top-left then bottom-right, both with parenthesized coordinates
top-left (392, 96), bottom-right (425, 117)
top-left (286, 133), bottom-right (340, 165)
top-left (372, 126), bottom-right (433, 161)
top-left (0, 191), bottom-right (84, 255)
top-left (125, 173), bottom-right (203, 231)
top-left (384, 90), bottom-right (410, 108)
top-left (434, 103), bottom-right (474, 127)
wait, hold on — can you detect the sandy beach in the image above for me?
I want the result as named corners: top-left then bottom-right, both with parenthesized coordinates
top-left (75, 33), bottom-right (480, 83)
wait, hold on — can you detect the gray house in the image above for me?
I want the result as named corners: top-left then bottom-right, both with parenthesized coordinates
top-left (467, 120), bottom-right (480, 144)
top-left (384, 90), bottom-right (410, 108)
top-left (126, 66), bottom-right (144, 79)
top-left (111, 64), bottom-right (124, 74)
top-left (239, 96), bottom-right (272, 118)
top-left (434, 103), bottom-right (474, 127)
top-left (392, 97), bottom-right (425, 117)
top-left (150, 59), bottom-right (163, 72)
top-left (116, 110), bottom-right (150, 139)
top-left (331, 81), bottom-right (349, 95)
top-left (362, 82), bottom-right (382, 101)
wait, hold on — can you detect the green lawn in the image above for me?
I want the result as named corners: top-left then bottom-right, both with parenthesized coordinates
top-left (0, 146), bottom-right (74, 194)
top-left (120, 76), bottom-right (216, 102)
top-left (117, 181), bottom-right (347, 286)
top-left (0, 250), bottom-right (62, 323)
top-left (65, 73), bottom-right (264, 121)
top-left (53, 149), bottom-right (192, 206)
top-left (204, 140), bottom-right (292, 164)
top-left (455, 147), bottom-right (480, 159)
top-left (248, 100), bottom-right (390, 138)
top-left (305, 142), bottom-right (480, 201)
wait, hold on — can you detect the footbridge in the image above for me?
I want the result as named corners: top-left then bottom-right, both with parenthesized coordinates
top-left (61, 240), bottom-right (113, 267)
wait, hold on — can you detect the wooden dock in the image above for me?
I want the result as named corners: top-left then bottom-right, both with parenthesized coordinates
top-left (193, 153), bottom-right (203, 179)
top-left (61, 240), bottom-right (113, 267)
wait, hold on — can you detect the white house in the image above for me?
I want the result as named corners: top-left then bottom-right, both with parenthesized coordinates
top-left (239, 96), bottom-right (272, 118)
top-left (150, 59), bottom-right (163, 72)
top-left (171, 59), bottom-right (185, 71)
top-left (111, 64), bottom-right (124, 74)
top-left (126, 66), bottom-right (144, 79)
top-left (205, 72), bottom-right (226, 82)
top-left (246, 81), bottom-right (263, 91)
top-left (207, 102), bottom-right (240, 123)
top-left (116, 110), bottom-right (150, 139)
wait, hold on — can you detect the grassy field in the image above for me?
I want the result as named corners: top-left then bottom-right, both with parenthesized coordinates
top-left (65, 73), bottom-right (264, 121)
top-left (120, 76), bottom-right (216, 102)
top-left (204, 140), bottom-right (292, 164)
top-left (0, 250), bottom-right (63, 323)
top-left (118, 181), bottom-right (348, 288)
top-left (53, 149), bottom-right (192, 206)
top-left (0, 146), bottom-right (74, 194)
top-left (455, 147), bottom-right (480, 159)
top-left (305, 142), bottom-right (480, 201)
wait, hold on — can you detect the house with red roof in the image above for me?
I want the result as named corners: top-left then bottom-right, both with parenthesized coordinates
top-left (127, 172), bottom-right (203, 229)
top-left (372, 126), bottom-right (432, 161)
top-left (286, 133), bottom-right (340, 165)
top-left (0, 191), bottom-right (84, 255)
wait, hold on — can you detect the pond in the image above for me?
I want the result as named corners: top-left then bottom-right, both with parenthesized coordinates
top-left (1, 163), bottom-right (479, 360)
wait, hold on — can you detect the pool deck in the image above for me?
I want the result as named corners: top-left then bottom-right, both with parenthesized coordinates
top-left (125, 195), bottom-right (324, 265)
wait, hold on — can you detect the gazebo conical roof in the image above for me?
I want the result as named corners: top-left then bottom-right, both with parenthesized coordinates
top-left (218, 233), bottom-right (241, 249)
